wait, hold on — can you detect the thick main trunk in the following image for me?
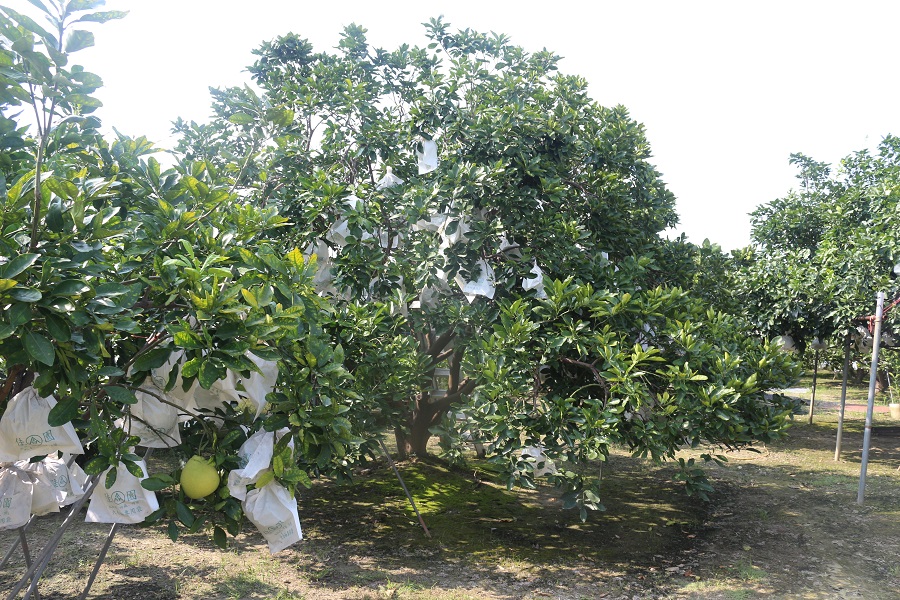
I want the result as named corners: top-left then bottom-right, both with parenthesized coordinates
top-left (394, 400), bottom-right (441, 459)
top-left (388, 331), bottom-right (477, 460)
top-left (408, 417), bottom-right (432, 456)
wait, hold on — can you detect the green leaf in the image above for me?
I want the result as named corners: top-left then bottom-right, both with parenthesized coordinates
top-left (67, 0), bottom-right (106, 11)
top-left (2, 8), bottom-right (57, 47)
top-left (175, 501), bottom-right (195, 527)
top-left (255, 470), bottom-right (275, 489)
top-left (24, 330), bottom-right (55, 365)
top-left (213, 526), bottom-right (227, 549)
top-left (44, 313), bottom-right (71, 342)
top-left (264, 107), bottom-right (294, 128)
top-left (9, 303), bottom-right (31, 327)
top-left (198, 359), bottom-right (220, 389)
top-left (105, 466), bottom-right (118, 489)
top-left (45, 197), bottom-right (63, 231)
top-left (0, 323), bottom-right (14, 340)
top-left (240, 288), bottom-right (258, 308)
top-left (9, 287), bottom-right (41, 302)
top-left (98, 365), bottom-right (125, 377)
top-left (180, 357), bottom-right (200, 379)
top-left (72, 10), bottom-right (129, 23)
top-left (83, 455), bottom-right (109, 475)
top-left (0, 253), bottom-right (39, 278)
top-left (227, 113), bottom-right (255, 125)
top-left (167, 520), bottom-right (179, 542)
top-left (104, 385), bottom-right (138, 405)
top-left (51, 279), bottom-right (91, 296)
top-left (133, 347), bottom-right (172, 372)
top-left (285, 248), bottom-right (305, 269)
top-left (64, 30), bottom-right (95, 53)
top-left (141, 475), bottom-right (175, 491)
top-left (124, 460), bottom-right (144, 478)
top-left (273, 453), bottom-right (284, 477)
top-left (173, 329), bottom-right (203, 349)
top-left (47, 397), bottom-right (79, 426)
top-left (219, 428), bottom-right (243, 448)
top-left (94, 282), bottom-right (128, 297)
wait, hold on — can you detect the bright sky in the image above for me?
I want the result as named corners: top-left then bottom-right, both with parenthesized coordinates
top-left (10, 0), bottom-right (900, 251)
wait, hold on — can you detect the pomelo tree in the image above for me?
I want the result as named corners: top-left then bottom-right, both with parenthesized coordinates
top-left (734, 142), bottom-right (900, 376)
top-left (0, 1), bottom-right (360, 544)
top-left (174, 19), bottom-right (801, 513)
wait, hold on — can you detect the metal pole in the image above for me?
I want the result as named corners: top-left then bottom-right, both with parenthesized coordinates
top-left (17, 529), bottom-right (42, 600)
top-left (378, 439), bottom-right (431, 538)
top-left (78, 524), bottom-right (119, 600)
top-left (858, 292), bottom-right (885, 505)
top-left (808, 349), bottom-right (820, 424)
top-left (1, 518), bottom-right (33, 569)
top-left (835, 331), bottom-right (852, 461)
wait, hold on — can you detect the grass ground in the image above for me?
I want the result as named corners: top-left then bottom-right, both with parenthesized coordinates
top-left (1, 400), bottom-right (899, 599)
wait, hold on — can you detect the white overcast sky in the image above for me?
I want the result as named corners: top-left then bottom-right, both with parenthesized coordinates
top-left (9, 0), bottom-right (900, 251)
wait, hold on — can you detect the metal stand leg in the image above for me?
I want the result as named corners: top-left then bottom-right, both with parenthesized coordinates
top-left (1, 517), bottom-right (34, 569)
top-left (77, 524), bottom-right (119, 600)
top-left (6, 448), bottom-right (155, 600)
top-left (16, 529), bottom-right (41, 600)
top-left (5, 475), bottom-right (101, 600)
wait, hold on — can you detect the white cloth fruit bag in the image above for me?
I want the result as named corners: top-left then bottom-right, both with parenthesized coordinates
top-left (115, 379), bottom-right (182, 448)
top-left (0, 466), bottom-right (33, 530)
top-left (416, 138), bottom-right (439, 174)
top-left (15, 456), bottom-right (83, 516)
top-left (521, 445), bottom-right (557, 477)
top-left (85, 460), bottom-right (159, 524)
top-left (227, 428), bottom-right (292, 501)
top-left (242, 480), bottom-right (302, 553)
top-left (29, 455), bottom-right (87, 507)
top-left (0, 387), bottom-right (84, 461)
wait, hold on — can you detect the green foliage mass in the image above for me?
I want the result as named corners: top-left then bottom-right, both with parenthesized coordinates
top-left (0, 5), bottom-right (800, 537)
top-left (737, 140), bottom-right (900, 353)
top-left (174, 19), bottom-right (801, 515)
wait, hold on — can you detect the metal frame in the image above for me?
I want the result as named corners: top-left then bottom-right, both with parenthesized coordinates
top-left (2, 448), bottom-right (153, 600)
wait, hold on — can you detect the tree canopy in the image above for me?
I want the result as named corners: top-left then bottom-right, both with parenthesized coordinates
top-left (736, 138), bottom-right (900, 353)
top-left (0, 5), bottom-right (800, 537)
top-left (175, 19), bottom-right (801, 513)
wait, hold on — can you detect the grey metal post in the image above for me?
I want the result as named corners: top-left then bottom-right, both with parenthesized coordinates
top-left (835, 331), bottom-right (852, 461)
top-left (857, 292), bottom-right (884, 505)
top-left (807, 349), bottom-right (820, 424)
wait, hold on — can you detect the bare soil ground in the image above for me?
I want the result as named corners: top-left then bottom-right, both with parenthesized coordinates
top-left (2, 405), bottom-right (899, 600)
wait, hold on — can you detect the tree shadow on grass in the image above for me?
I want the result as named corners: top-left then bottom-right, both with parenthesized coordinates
top-left (274, 452), bottom-right (708, 598)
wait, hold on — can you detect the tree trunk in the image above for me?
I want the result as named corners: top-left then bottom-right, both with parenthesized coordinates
top-left (394, 428), bottom-right (411, 461)
top-left (385, 331), bottom-right (478, 459)
top-left (875, 369), bottom-right (889, 394)
top-left (408, 415), bottom-right (432, 456)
